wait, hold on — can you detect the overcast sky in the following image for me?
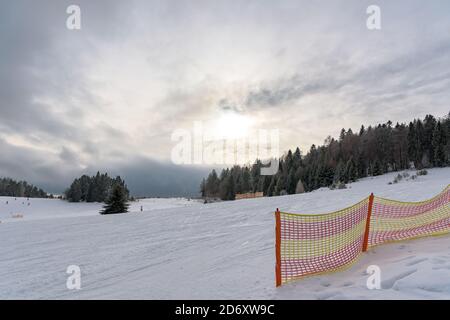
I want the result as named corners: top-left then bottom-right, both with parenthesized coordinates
top-left (1, 0), bottom-right (450, 195)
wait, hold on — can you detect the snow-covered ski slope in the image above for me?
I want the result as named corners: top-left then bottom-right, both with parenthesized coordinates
top-left (0, 168), bottom-right (449, 299)
top-left (0, 197), bottom-right (199, 223)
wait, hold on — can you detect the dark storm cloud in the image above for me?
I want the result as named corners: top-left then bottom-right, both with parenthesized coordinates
top-left (0, 137), bottom-right (81, 193)
top-left (101, 157), bottom-right (214, 197)
top-left (0, 137), bottom-right (212, 196)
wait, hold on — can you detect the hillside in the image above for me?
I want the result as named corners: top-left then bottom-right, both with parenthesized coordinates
top-left (0, 168), bottom-right (449, 299)
top-left (201, 113), bottom-right (450, 201)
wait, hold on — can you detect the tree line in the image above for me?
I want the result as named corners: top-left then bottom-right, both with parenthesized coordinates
top-left (0, 171), bottom-right (131, 215)
top-left (201, 113), bottom-right (450, 200)
top-left (0, 177), bottom-right (49, 198)
top-left (65, 171), bottom-right (130, 203)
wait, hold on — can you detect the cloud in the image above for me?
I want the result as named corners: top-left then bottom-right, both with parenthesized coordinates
top-left (103, 157), bottom-right (214, 197)
top-left (245, 74), bottom-right (345, 108)
top-left (0, 137), bottom-right (81, 193)
top-left (1, 0), bottom-right (450, 195)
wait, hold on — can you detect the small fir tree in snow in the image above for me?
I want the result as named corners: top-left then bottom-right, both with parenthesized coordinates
top-left (100, 184), bottom-right (129, 215)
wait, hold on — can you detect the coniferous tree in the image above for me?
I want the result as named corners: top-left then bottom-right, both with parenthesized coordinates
top-left (205, 169), bottom-right (219, 198)
top-left (344, 158), bottom-right (357, 182)
top-left (0, 178), bottom-right (49, 198)
top-left (274, 175), bottom-right (285, 196)
top-left (416, 120), bottom-right (426, 168)
top-left (372, 159), bottom-right (383, 176)
top-left (65, 172), bottom-right (129, 203)
top-left (70, 179), bottom-right (82, 202)
top-left (200, 178), bottom-right (206, 197)
top-left (423, 115), bottom-right (437, 165)
top-left (200, 113), bottom-right (450, 200)
top-left (100, 184), bottom-right (129, 215)
top-left (286, 168), bottom-right (297, 194)
top-left (432, 121), bottom-right (446, 167)
top-left (334, 160), bottom-right (345, 183)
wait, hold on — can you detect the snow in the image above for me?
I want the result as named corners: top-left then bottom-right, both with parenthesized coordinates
top-left (0, 168), bottom-right (449, 299)
top-left (0, 197), bottom-right (199, 223)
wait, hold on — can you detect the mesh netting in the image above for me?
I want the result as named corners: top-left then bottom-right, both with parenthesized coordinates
top-left (277, 198), bottom-right (370, 285)
top-left (368, 185), bottom-right (450, 247)
top-left (275, 185), bottom-right (450, 286)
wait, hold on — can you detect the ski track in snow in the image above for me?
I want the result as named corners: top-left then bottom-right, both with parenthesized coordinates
top-left (0, 168), bottom-right (449, 299)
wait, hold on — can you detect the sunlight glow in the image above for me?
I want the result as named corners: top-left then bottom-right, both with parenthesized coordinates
top-left (215, 113), bottom-right (253, 140)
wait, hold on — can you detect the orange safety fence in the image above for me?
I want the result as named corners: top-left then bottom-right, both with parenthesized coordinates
top-left (275, 185), bottom-right (450, 286)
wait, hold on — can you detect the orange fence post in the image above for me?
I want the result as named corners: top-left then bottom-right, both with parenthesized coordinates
top-left (272, 186), bottom-right (449, 285)
top-left (362, 193), bottom-right (374, 252)
top-left (275, 208), bottom-right (282, 287)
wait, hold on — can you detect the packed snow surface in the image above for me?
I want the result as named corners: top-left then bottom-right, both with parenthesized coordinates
top-left (0, 168), bottom-right (449, 299)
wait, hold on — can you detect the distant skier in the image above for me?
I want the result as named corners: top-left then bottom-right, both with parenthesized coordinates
top-left (140, 205), bottom-right (143, 212)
